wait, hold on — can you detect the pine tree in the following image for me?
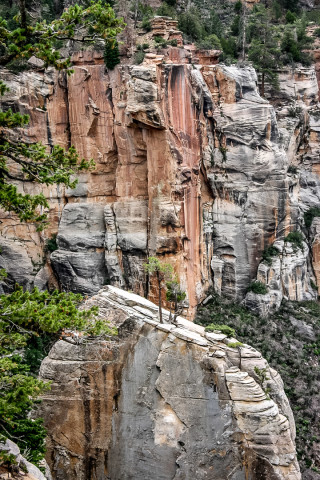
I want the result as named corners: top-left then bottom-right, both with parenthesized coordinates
top-left (104, 41), bottom-right (120, 70)
top-left (248, 5), bottom-right (281, 96)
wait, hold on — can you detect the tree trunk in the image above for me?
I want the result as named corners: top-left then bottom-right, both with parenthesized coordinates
top-left (18, 0), bottom-right (28, 31)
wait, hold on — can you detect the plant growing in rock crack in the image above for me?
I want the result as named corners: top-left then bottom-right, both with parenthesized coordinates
top-left (261, 245), bottom-right (280, 266)
top-left (254, 366), bottom-right (271, 398)
top-left (304, 207), bottom-right (320, 229)
top-left (284, 231), bottom-right (304, 251)
top-left (144, 257), bottom-right (174, 324)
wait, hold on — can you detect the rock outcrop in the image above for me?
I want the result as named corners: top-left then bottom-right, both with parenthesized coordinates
top-left (38, 285), bottom-right (301, 480)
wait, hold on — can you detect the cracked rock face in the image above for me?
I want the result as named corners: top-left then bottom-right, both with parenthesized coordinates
top-left (38, 286), bottom-right (300, 480)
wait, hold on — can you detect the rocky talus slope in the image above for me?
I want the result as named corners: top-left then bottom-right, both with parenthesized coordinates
top-left (37, 285), bottom-right (301, 480)
top-left (1, 50), bottom-right (320, 314)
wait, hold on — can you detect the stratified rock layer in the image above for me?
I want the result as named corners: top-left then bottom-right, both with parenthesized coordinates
top-left (38, 286), bottom-right (300, 480)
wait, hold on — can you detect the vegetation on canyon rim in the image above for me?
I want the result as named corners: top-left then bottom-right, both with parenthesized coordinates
top-left (136, 0), bottom-right (313, 95)
top-left (0, 0), bottom-right (123, 468)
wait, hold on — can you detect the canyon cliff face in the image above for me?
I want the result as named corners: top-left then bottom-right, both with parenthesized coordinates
top-left (38, 285), bottom-right (301, 480)
top-left (1, 49), bottom-right (320, 314)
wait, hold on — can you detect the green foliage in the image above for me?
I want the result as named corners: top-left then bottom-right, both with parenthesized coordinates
top-left (304, 207), bottom-right (320, 229)
top-left (262, 245), bottom-right (280, 266)
top-left (204, 9), bottom-right (223, 38)
top-left (230, 15), bottom-right (241, 36)
top-left (166, 281), bottom-right (186, 303)
top-left (134, 50), bottom-right (145, 64)
top-left (0, 451), bottom-right (17, 468)
top-left (178, 7), bottom-right (205, 41)
top-left (314, 27), bottom-right (320, 38)
top-left (156, 2), bottom-right (177, 18)
top-left (0, 142), bottom-right (95, 230)
top-left (248, 5), bottom-right (281, 95)
top-left (286, 10), bottom-right (297, 24)
top-left (196, 34), bottom-right (221, 50)
top-left (0, 1), bottom-right (124, 229)
top-left (144, 257), bottom-right (174, 323)
top-left (220, 37), bottom-right (237, 59)
top-left (234, 1), bottom-right (242, 14)
top-left (287, 165), bottom-right (298, 175)
top-left (104, 40), bottom-right (120, 70)
top-left (284, 231), bottom-right (304, 250)
top-left (205, 323), bottom-right (236, 337)
top-left (141, 17), bottom-right (152, 32)
top-left (144, 257), bottom-right (173, 279)
top-left (247, 281), bottom-right (268, 295)
top-left (310, 279), bottom-right (318, 291)
top-left (44, 234), bottom-right (58, 253)
top-left (136, 2), bottom-right (154, 22)
top-left (227, 341), bottom-right (243, 348)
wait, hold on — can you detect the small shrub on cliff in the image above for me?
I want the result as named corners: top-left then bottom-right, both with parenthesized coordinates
top-left (287, 165), bottom-right (298, 174)
top-left (247, 281), bottom-right (268, 295)
top-left (134, 50), bottom-right (145, 64)
top-left (166, 280), bottom-right (186, 322)
top-left (205, 323), bottom-right (236, 337)
top-left (261, 245), bottom-right (280, 266)
top-left (284, 231), bottom-right (304, 250)
top-left (227, 341), bottom-right (243, 348)
top-left (196, 35), bottom-right (221, 50)
top-left (44, 234), bottom-right (58, 253)
top-left (144, 257), bottom-right (173, 323)
top-left (304, 207), bottom-right (320, 229)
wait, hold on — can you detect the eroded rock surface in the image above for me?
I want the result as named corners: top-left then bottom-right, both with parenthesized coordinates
top-left (38, 286), bottom-right (300, 480)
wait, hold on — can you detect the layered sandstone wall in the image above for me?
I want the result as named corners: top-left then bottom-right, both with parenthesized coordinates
top-left (1, 52), bottom-right (320, 315)
top-left (38, 286), bottom-right (301, 480)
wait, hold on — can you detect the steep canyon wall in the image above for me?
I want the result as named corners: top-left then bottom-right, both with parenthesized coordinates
top-left (1, 50), bottom-right (320, 314)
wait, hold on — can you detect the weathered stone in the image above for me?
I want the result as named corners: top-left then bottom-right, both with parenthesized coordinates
top-left (37, 286), bottom-right (300, 480)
